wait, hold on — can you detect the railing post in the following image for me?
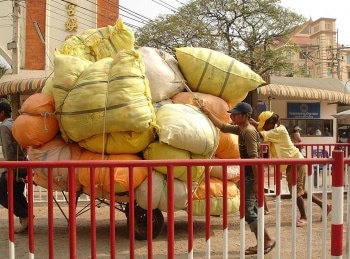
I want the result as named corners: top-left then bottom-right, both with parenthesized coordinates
top-left (331, 150), bottom-right (344, 258)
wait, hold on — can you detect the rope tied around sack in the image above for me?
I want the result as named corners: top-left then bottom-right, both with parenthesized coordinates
top-left (40, 111), bottom-right (55, 133)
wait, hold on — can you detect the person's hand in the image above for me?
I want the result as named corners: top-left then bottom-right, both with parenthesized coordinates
top-left (249, 118), bottom-right (258, 128)
top-left (199, 99), bottom-right (210, 115)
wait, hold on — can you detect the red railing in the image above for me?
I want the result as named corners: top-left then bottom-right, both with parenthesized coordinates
top-left (0, 150), bottom-right (349, 258)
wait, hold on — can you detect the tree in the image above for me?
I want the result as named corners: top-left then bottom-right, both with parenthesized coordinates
top-left (135, 0), bottom-right (306, 76)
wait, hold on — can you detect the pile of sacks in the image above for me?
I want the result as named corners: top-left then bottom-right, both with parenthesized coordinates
top-left (13, 18), bottom-right (265, 216)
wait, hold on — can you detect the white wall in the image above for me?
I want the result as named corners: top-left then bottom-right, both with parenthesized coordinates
top-left (46, 0), bottom-right (98, 72)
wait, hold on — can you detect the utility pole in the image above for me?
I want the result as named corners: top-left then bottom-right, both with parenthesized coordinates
top-left (301, 44), bottom-right (319, 77)
top-left (12, 0), bottom-right (20, 74)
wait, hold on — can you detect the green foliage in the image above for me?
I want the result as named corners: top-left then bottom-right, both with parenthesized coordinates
top-left (0, 68), bottom-right (6, 79)
top-left (134, 0), bottom-right (306, 76)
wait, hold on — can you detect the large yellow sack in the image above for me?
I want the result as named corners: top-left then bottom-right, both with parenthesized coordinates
top-left (156, 103), bottom-right (218, 156)
top-left (41, 78), bottom-right (53, 97)
top-left (12, 93), bottom-right (59, 147)
top-left (60, 18), bottom-right (135, 62)
top-left (28, 136), bottom-right (83, 191)
top-left (79, 129), bottom-right (155, 154)
top-left (143, 142), bottom-right (205, 182)
top-left (175, 47), bottom-right (265, 106)
top-left (77, 151), bottom-right (147, 193)
top-left (53, 50), bottom-right (157, 142)
top-left (172, 91), bottom-right (231, 123)
top-left (191, 177), bottom-right (240, 216)
top-left (138, 47), bottom-right (185, 102)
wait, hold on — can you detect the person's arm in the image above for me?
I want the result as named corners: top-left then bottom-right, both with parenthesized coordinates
top-left (294, 132), bottom-right (302, 143)
top-left (0, 126), bottom-right (16, 161)
top-left (245, 127), bottom-right (260, 196)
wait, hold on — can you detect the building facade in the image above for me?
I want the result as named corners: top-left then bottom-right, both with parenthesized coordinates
top-left (0, 0), bottom-right (119, 115)
top-left (279, 18), bottom-right (350, 81)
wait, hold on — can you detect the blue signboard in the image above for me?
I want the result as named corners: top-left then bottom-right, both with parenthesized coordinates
top-left (287, 103), bottom-right (320, 118)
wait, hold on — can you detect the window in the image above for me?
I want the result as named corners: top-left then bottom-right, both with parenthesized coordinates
top-left (280, 119), bottom-right (333, 137)
top-left (325, 23), bottom-right (332, 30)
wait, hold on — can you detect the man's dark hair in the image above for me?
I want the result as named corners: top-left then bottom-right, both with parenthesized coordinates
top-left (0, 102), bottom-right (11, 117)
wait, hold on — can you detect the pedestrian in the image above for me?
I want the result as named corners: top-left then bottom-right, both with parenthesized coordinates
top-left (290, 125), bottom-right (305, 156)
top-left (201, 102), bottom-right (275, 255)
top-left (251, 111), bottom-right (332, 227)
top-left (0, 102), bottom-right (29, 233)
top-left (315, 127), bottom-right (322, 136)
top-left (324, 127), bottom-right (331, 136)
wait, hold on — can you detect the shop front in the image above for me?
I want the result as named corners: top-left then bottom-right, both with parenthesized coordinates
top-left (257, 76), bottom-right (350, 145)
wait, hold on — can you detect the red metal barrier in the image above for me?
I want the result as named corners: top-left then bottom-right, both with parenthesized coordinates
top-left (0, 153), bottom-right (347, 258)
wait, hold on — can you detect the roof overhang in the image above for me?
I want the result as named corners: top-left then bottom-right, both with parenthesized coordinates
top-left (0, 70), bottom-right (52, 95)
top-left (257, 84), bottom-right (350, 104)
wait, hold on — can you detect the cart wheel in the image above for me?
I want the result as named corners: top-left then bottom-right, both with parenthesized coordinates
top-left (126, 204), bottom-right (164, 240)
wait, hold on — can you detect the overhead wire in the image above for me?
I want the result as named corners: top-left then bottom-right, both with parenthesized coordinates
top-left (3, 0), bottom-right (184, 64)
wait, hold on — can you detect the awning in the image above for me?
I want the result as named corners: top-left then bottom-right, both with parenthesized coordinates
top-left (332, 110), bottom-right (350, 119)
top-left (257, 84), bottom-right (350, 104)
top-left (0, 77), bottom-right (49, 95)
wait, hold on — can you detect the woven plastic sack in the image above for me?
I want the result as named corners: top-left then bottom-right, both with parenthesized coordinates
top-left (210, 162), bottom-right (240, 183)
top-left (60, 18), bottom-right (135, 62)
top-left (143, 141), bottom-right (205, 182)
top-left (191, 177), bottom-right (240, 216)
top-left (29, 136), bottom-right (83, 191)
top-left (53, 50), bottom-right (156, 142)
top-left (175, 47), bottom-right (265, 106)
top-left (156, 103), bottom-right (218, 156)
top-left (79, 129), bottom-right (155, 154)
top-left (12, 93), bottom-right (59, 146)
top-left (172, 91), bottom-right (231, 123)
top-left (215, 132), bottom-right (240, 159)
top-left (77, 151), bottom-right (147, 193)
top-left (138, 46), bottom-right (185, 102)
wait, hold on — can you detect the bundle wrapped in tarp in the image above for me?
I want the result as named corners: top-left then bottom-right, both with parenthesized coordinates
top-left (28, 135), bottom-right (83, 191)
top-left (215, 131), bottom-right (240, 159)
top-left (155, 103), bottom-right (218, 156)
top-left (175, 47), bottom-right (265, 106)
top-left (12, 93), bottom-right (59, 147)
top-left (41, 78), bottom-right (53, 96)
top-left (135, 170), bottom-right (188, 212)
top-left (52, 50), bottom-right (157, 142)
top-left (210, 162), bottom-right (240, 183)
top-left (77, 151), bottom-right (147, 193)
top-left (143, 141), bottom-right (205, 182)
top-left (138, 46), bottom-right (185, 102)
top-left (79, 129), bottom-right (155, 154)
top-left (60, 18), bottom-right (135, 62)
top-left (172, 91), bottom-right (231, 123)
top-left (191, 177), bottom-right (240, 216)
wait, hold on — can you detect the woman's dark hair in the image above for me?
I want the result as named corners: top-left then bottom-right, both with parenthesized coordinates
top-left (266, 113), bottom-right (279, 125)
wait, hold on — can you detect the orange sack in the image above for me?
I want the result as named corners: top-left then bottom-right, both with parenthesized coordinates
top-left (12, 93), bottom-right (59, 146)
top-left (28, 135), bottom-right (83, 191)
top-left (77, 151), bottom-right (148, 193)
